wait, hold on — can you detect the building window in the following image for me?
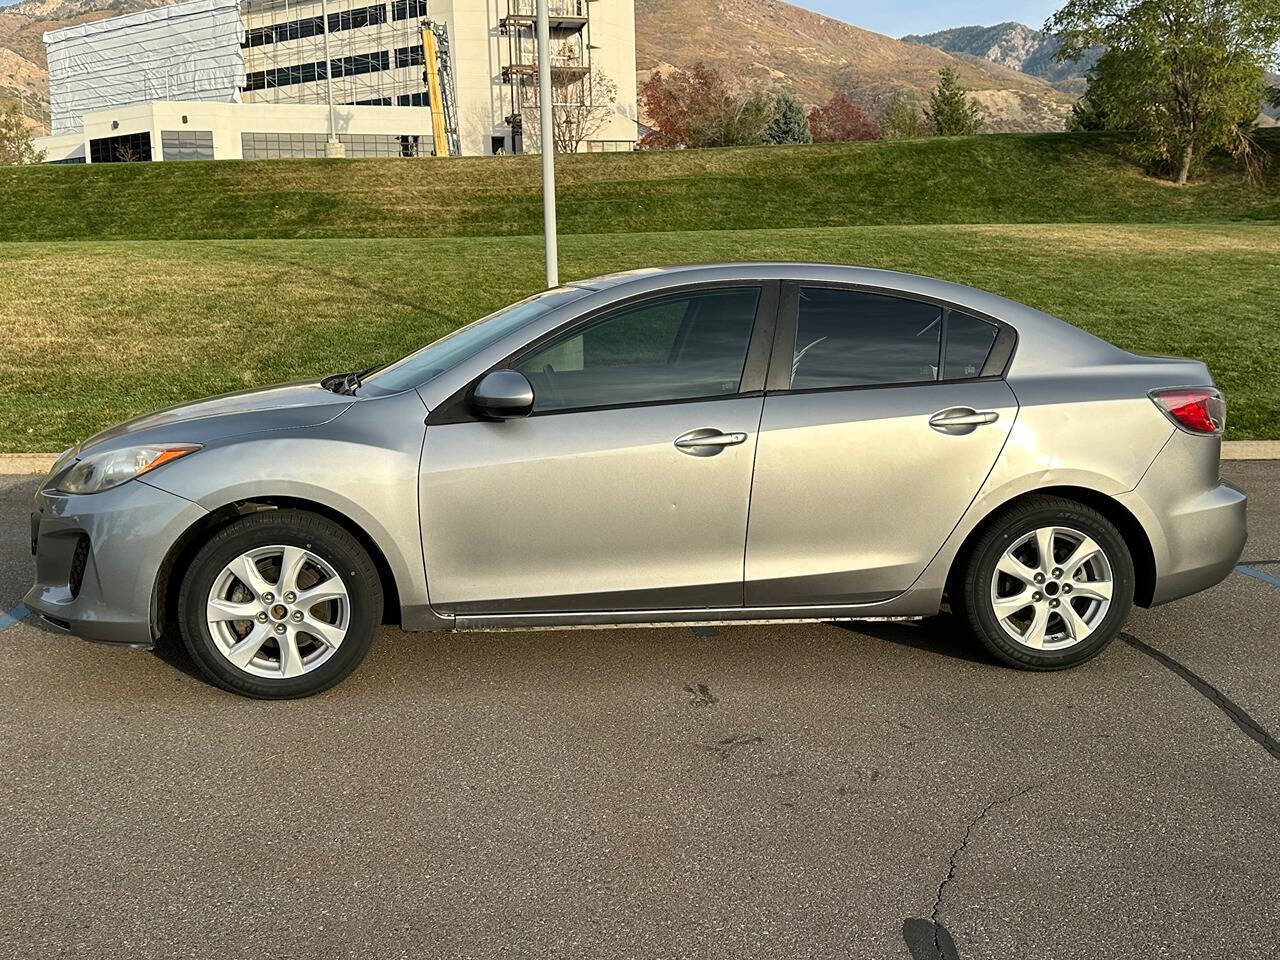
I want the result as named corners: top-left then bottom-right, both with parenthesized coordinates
top-left (348, 97), bottom-right (393, 105)
top-left (242, 15), bottom-right (324, 47)
top-left (245, 51), bottom-right (389, 92)
top-left (329, 2), bottom-right (388, 32)
top-left (241, 132), bottom-right (428, 159)
top-left (330, 51), bottom-right (391, 78)
top-left (391, 0), bottom-right (429, 21)
top-left (242, 132), bottom-right (330, 159)
top-left (394, 44), bottom-right (424, 69)
top-left (161, 129), bottom-right (214, 161)
top-left (341, 133), bottom-right (425, 157)
top-left (585, 140), bottom-right (635, 152)
top-left (89, 132), bottom-right (152, 163)
top-left (396, 92), bottom-right (430, 106)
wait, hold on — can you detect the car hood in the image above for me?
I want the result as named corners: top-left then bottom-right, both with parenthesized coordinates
top-left (76, 381), bottom-right (355, 455)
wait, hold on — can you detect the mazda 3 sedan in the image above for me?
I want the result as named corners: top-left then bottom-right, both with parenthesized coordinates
top-left (27, 264), bottom-right (1246, 698)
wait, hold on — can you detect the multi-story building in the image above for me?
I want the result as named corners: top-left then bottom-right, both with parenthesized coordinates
top-left (35, 0), bottom-right (637, 162)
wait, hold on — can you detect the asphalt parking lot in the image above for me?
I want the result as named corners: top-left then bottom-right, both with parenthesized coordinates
top-left (1, 462), bottom-right (1278, 960)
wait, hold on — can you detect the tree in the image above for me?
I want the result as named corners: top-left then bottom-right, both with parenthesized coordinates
top-left (879, 93), bottom-right (930, 140)
top-left (550, 69), bottom-right (619, 154)
top-left (764, 91), bottom-right (812, 144)
top-left (0, 104), bottom-right (43, 165)
top-left (1065, 74), bottom-right (1110, 131)
top-left (924, 67), bottom-right (982, 136)
top-left (638, 62), bottom-right (771, 148)
top-left (806, 93), bottom-right (880, 143)
top-left (1048, 0), bottom-right (1280, 185)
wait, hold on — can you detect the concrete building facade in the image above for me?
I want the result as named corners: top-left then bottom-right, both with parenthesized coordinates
top-left (36, 0), bottom-right (637, 162)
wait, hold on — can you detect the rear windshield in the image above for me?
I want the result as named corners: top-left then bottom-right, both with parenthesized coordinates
top-left (360, 287), bottom-right (588, 394)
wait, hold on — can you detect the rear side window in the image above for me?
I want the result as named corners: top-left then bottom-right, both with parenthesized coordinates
top-left (790, 288), bottom-right (942, 389)
top-left (943, 311), bottom-right (999, 380)
top-left (515, 287), bottom-right (760, 413)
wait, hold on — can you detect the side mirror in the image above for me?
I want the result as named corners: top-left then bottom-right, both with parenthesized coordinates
top-left (471, 369), bottom-right (534, 420)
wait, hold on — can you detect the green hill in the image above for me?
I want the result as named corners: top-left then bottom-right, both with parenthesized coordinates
top-left (2, 132), bottom-right (1278, 241)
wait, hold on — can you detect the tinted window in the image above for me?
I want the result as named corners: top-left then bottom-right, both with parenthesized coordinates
top-left (943, 311), bottom-right (1000, 380)
top-left (790, 288), bottom-right (941, 389)
top-left (516, 288), bottom-right (760, 413)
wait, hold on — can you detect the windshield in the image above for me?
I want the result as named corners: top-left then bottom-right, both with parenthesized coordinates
top-left (360, 287), bottom-right (588, 394)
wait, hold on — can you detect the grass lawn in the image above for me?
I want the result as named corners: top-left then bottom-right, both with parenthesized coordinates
top-left (2, 221), bottom-right (1276, 451)
top-left (1, 132), bottom-right (1277, 241)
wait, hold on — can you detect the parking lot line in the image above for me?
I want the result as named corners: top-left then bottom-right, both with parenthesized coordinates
top-left (0, 604), bottom-right (27, 631)
top-left (1235, 564), bottom-right (1280, 588)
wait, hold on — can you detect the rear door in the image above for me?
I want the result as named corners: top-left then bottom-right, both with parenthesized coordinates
top-left (744, 283), bottom-right (1018, 606)
top-left (421, 283), bottom-right (778, 615)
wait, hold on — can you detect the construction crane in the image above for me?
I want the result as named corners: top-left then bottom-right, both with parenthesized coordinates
top-left (421, 20), bottom-right (461, 157)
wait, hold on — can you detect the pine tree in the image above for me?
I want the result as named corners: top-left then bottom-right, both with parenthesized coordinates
top-left (764, 91), bottom-right (812, 145)
top-left (924, 67), bottom-right (981, 137)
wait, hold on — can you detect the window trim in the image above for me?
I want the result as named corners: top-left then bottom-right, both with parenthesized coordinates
top-left (767, 280), bottom-right (1017, 396)
top-left (427, 280), bottom-right (781, 425)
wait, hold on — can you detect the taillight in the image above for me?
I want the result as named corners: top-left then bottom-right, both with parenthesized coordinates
top-left (1150, 387), bottom-right (1225, 435)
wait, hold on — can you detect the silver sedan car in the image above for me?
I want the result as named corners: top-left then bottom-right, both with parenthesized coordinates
top-left (27, 264), bottom-right (1246, 698)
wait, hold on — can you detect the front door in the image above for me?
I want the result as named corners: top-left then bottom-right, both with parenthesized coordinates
top-left (745, 284), bottom-right (1018, 605)
top-left (421, 284), bottom-right (776, 615)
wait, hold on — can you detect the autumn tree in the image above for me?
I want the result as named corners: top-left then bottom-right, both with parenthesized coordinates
top-left (879, 93), bottom-right (930, 140)
top-left (764, 91), bottom-right (812, 144)
top-left (806, 93), bottom-right (880, 142)
top-left (924, 67), bottom-right (981, 136)
top-left (0, 104), bottom-right (43, 165)
top-left (638, 62), bottom-right (771, 148)
top-left (1048, 0), bottom-right (1280, 184)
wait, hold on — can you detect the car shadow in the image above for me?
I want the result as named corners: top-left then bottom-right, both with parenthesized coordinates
top-left (836, 614), bottom-right (992, 666)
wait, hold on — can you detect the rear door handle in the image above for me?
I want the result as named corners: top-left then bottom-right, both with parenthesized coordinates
top-left (928, 407), bottom-right (1000, 433)
top-left (674, 429), bottom-right (748, 456)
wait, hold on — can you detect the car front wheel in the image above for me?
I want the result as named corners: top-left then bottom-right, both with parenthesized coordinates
top-left (177, 509), bottom-right (383, 698)
top-left (956, 496), bottom-right (1135, 670)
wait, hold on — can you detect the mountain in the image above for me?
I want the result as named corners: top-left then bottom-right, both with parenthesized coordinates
top-left (633, 0), bottom-right (1075, 132)
top-left (2, 0), bottom-right (1077, 136)
top-left (902, 21), bottom-right (1098, 95)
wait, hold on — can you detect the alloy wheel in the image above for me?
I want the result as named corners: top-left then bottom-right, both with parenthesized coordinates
top-left (989, 525), bottom-right (1114, 651)
top-left (205, 545), bottom-right (350, 679)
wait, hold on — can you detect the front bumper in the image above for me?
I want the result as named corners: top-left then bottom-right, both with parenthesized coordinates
top-left (24, 478), bottom-right (207, 646)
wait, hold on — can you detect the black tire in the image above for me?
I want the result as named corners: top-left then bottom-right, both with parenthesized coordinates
top-left (955, 495), bottom-right (1134, 670)
top-left (177, 509), bottom-right (383, 699)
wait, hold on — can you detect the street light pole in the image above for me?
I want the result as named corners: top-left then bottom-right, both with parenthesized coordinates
top-left (320, 0), bottom-right (342, 156)
top-left (536, 0), bottom-right (559, 287)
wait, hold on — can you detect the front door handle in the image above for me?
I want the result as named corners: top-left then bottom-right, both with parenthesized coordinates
top-left (674, 429), bottom-right (748, 457)
top-left (929, 407), bottom-right (1000, 434)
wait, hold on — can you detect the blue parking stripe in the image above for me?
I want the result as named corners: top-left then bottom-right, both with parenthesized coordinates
top-left (0, 604), bottom-right (28, 630)
top-left (1236, 565), bottom-right (1280, 589)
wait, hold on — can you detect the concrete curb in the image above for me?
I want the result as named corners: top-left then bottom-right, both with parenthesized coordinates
top-left (2, 441), bottom-right (1278, 476)
top-left (0, 454), bottom-right (57, 475)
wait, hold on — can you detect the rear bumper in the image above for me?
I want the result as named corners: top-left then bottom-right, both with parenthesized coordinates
top-left (1118, 432), bottom-right (1247, 607)
top-left (24, 478), bottom-right (206, 646)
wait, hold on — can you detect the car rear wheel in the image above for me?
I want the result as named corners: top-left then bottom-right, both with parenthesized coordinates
top-left (177, 509), bottom-right (382, 698)
top-left (956, 496), bottom-right (1134, 670)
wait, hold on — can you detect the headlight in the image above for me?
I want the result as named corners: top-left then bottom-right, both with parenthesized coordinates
top-left (56, 444), bottom-right (202, 494)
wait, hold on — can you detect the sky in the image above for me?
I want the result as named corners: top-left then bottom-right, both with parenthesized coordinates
top-left (0, 0), bottom-right (1063, 35)
top-left (772, 1), bottom-right (1063, 39)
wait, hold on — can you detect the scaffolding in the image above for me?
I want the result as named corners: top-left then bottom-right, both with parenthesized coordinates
top-left (498, 0), bottom-right (591, 148)
top-left (239, 0), bottom-right (433, 110)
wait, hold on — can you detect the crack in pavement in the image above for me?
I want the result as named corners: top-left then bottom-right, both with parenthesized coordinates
top-left (919, 782), bottom-right (1039, 960)
top-left (1122, 632), bottom-right (1280, 763)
